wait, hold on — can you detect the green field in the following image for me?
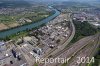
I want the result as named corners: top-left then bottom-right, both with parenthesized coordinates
top-left (0, 9), bottom-right (53, 31)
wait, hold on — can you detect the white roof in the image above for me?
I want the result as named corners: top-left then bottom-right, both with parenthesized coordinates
top-left (94, 24), bottom-right (100, 26)
top-left (0, 42), bottom-right (5, 46)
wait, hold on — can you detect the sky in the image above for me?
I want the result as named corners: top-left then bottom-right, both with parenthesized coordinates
top-left (71, 0), bottom-right (97, 1)
top-left (26, 0), bottom-right (99, 2)
top-left (24, 0), bottom-right (100, 4)
top-left (27, 0), bottom-right (97, 1)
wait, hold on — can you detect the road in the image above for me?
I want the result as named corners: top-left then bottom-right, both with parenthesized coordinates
top-left (40, 33), bottom-right (100, 66)
top-left (37, 13), bottom-right (75, 66)
top-left (43, 13), bottom-right (75, 58)
top-left (66, 34), bottom-right (100, 66)
top-left (17, 45), bottom-right (34, 66)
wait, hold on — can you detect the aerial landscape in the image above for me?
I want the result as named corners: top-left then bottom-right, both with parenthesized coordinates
top-left (0, 0), bottom-right (100, 66)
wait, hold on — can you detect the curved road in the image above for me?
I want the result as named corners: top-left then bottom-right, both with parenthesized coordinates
top-left (43, 13), bottom-right (75, 58)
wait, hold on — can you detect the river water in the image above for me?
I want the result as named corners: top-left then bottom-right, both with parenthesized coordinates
top-left (0, 6), bottom-right (60, 38)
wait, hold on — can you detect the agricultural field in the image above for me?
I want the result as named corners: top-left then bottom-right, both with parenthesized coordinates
top-left (0, 23), bottom-right (9, 30)
top-left (0, 4), bottom-right (53, 31)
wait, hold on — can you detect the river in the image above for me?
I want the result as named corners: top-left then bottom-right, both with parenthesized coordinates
top-left (0, 6), bottom-right (60, 38)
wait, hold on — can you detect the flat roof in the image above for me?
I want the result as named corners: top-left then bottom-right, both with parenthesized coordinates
top-left (0, 42), bottom-right (5, 46)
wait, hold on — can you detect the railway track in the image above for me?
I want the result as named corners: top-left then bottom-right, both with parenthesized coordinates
top-left (41, 34), bottom-right (100, 66)
top-left (66, 34), bottom-right (100, 66)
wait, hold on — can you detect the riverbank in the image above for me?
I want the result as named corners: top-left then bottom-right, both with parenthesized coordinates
top-left (0, 12), bottom-right (54, 32)
top-left (0, 7), bottom-right (60, 39)
top-left (0, 23), bottom-right (46, 41)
